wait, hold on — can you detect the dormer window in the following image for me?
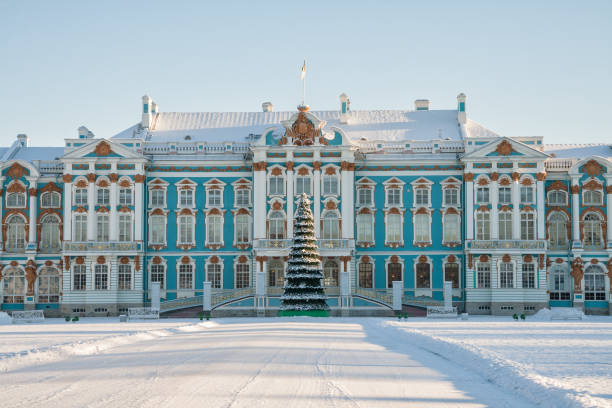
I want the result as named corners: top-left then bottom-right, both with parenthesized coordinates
top-left (6, 192), bottom-right (26, 208)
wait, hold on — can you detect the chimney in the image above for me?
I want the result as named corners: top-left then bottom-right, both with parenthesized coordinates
top-left (414, 99), bottom-right (430, 111)
top-left (142, 95), bottom-right (153, 128)
top-left (457, 93), bottom-right (467, 124)
top-left (151, 101), bottom-right (158, 115)
top-left (339, 93), bottom-right (350, 124)
top-left (262, 102), bottom-right (273, 112)
top-left (17, 134), bottom-right (30, 147)
top-left (78, 126), bottom-right (94, 139)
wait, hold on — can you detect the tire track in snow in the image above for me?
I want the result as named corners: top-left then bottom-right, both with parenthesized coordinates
top-left (314, 346), bottom-right (362, 408)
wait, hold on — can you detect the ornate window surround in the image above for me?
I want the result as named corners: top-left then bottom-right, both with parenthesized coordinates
top-left (383, 207), bottom-right (405, 248)
top-left (148, 178), bottom-right (168, 208)
top-left (356, 177), bottom-right (375, 207)
top-left (117, 177), bottom-right (134, 206)
top-left (5, 180), bottom-right (27, 209)
top-left (117, 256), bottom-right (135, 291)
top-left (233, 255), bottom-right (251, 289)
top-left (266, 200), bottom-right (287, 239)
top-left (232, 178), bottom-right (252, 208)
top-left (385, 255), bottom-right (404, 289)
top-left (149, 256), bottom-right (167, 296)
top-left (410, 177), bottom-right (432, 208)
top-left (294, 165), bottom-right (313, 196)
top-left (321, 164), bottom-right (340, 197)
top-left (441, 177), bottom-right (461, 207)
top-left (91, 256), bottom-right (111, 291)
top-left (443, 254), bottom-right (461, 291)
top-left (175, 208), bottom-right (196, 250)
top-left (205, 255), bottom-right (224, 290)
top-left (204, 178), bottom-right (226, 209)
top-left (73, 177), bottom-right (89, 206)
top-left (383, 177), bottom-right (405, 208)
top-left (267, 165), bottom-right (286, 197)
top-left (356, 207), bottom-right (375, 247)
top-left (581, 177), bottom-right (604, 206)
top-left (357, 255), bottom-right (375, 289)
top-left (174, 178), bottom-right (197, 208)
top-left (441, 207), bottom-right (462, 247)
top-left (95, 176), bottom-right (111, 206)
top-left (232, 208), bottom-right (252, 249)
top-left (413, 255), bottom-right (432, 295)
top-left (496, 255), bottom-right (517, 289)
top-left (176, 256), bottom-right (196, 295)
top-left (204, 207), bottom-right (225, 249)
top-left (148, 208), bottom-right (169, 249)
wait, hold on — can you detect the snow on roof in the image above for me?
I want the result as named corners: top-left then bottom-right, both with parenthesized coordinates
top-left (12, 147), bottom-right (65, 162)
top-left (543, 144), bottom-right (612, 159)
top-left (112, 109), bottom-right (473, 143)
top-left (464, 119), bottom-right (501, 138)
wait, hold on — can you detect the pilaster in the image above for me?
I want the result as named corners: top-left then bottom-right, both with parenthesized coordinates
top-left (286, 159), bottom-right (294, 239)
top-left (490, 175), bottom-right (499, 239)
top-left (341, 160), bottom-right (354, 239)
top-left (465, 173), bottom-right (474, 240)
top-left (62, 174), bottom-right (72, 241)
top-left (87, 174), bottom-right (96, 241)
top-left (134, 174), bottom-right (144, 241)
top-left (536, 172), bottom-right (546, 240)
top-left (571, 178), bottom-right (580, 244)
top-left (313, 157), bottom-right (321, 238)
top-left (28, 181), bottom-right (37, 246)
top-left (109, 173), bottom-right (118, 241)
top-left (512, 172), bottom-right (520, 239)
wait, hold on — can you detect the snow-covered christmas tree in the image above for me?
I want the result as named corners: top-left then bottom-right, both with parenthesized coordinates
top-left (279, 193), bottom-right (330, 316)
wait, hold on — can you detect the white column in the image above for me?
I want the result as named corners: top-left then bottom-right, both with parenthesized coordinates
top-left (203, 281), bottom-right (212, 312)
top-left (286, 164), bottom-right (294, 239)
top-left (536, 175), bottom-right (545, 240)
top-left (87, 175), bottom-right (96, 241)
top-left (606, 177), bottom-right (612, 246)
top-left (490, 256), bottom-right (498, 289)
top-left (28, 182), bottom-right (37, 246)
top-left (109, 176), bottom-right (118, 241)
top-left (253, 163), bottom-right (267, 239)
top-left (313, 161), bottom-right (321, 238)
top-left (490, 177), bottom-right (499, 239)
top-left (465, 175), bottom-right (474, 240)
top-left (0, 177), bottom-right (4, 247)
top-left (341, 162), bottom-right (354, 239)
top-left (63, 175), bottom-right (72, 241)
top-left (512, 175), bottom-right (520, 239)
top-left (134, 176), bottom-right (144, 241)
top-left (571, 180), bottom-right (580, 243)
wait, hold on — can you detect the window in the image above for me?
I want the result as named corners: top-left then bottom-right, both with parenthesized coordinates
top-left (549, 266), bottom-right (570, 300)
top-left (119, 188), bottom-right (132, 205)
top-left (178, 216), bottom-right (194, 244)
top-left (73, 264), bottom-right (86, 291)
top-left (207, 215), bottom-right (223, 244)
top-left (268, 260), bottom-right (284, 287)
top-left (477, 263), bottom-right (491, 288)
top-left (323, 260), bottom-right (339, 287)
top-left (118, 264), bottom-right (132, 290)
top-left (150, 190), bottom-right (165, 207)
top-left (547, 190), bottom-right (567, 206)
top-left (583, 190), bottom-right (603, 206)
top-left (295, 175), bottom-right (311, 195)
top-left (207, 263), bottom-right (222, 289)
top-left (235, 214), bottom-right (250, 244)
top-left (520, 186), bottom-right (534, 203)
top-left (74, 188), bottom-right (88, 205)
top-left (387, 188), bottom-right (401, 206)
top-left (6, 215), bottom-right (26, 252)
top-left (207, 189), bottom-right (222, 206)
top-left (548, 212), bottom-right (568, 249)
top-left (235, 189), bottom-right (250, 207)
top-left (97, 188), bottom-right (109, 205)
top-left (415, 262), bottom-right (430, 289)
top-left (583, 213), bottom-right (603, 248)
top-left (236, 263), bottom-right (250, 288)
top-left (356, 213), bottom-right (373, 242)
top-left (268, 211), bottom-right (285, 239)
top-left (94, 264), bottom-right (108, 290)
top-left (322, 175), bottom-right (339, 195)
top-left (443, 213), bottom-right (460, 243)
top-left (41, 192), bottom-right (60, 208)
top-left (359, 263), bottom-right (373, 288)
top-left (40, 215), bottom-right (60, 252)
top-left (74, 214), bottom-right (87, 242)
top-left (386, 213), bottom-right (402, 243)
top-left (498, 187), bottom-right (511, 204)
top-left (150, 215), bottom-right (165, 244)
top-left (151, 264), bottom-right (165, 289)
top-left (178, 264), bottom-right (193, 289)
top-left (476, 212), bottom-right (490, 240)
top-left (2, 267), bottom-right (25, 303)
top-left (414, 213), bottom-right (430, 243)
top-left (358, 188), bottom-right (373, 206)
top-left (499, 262), bottom-right (514, 288)
top-left (498, 212), bottom-right (512, 240)
top-left (322, 212), bottom-right (340, 239)
top-left (269, 176), bottom-right (284, 195)
top-left (387, 262), bottom-right (402, 288)
top-left (179, 190), bottom-right (194, 207)
top-left (520, 212), bottom-right (535, 240)
top-left (444, 189), bottom-right (458, 206)
top-left (444, 263), bottom-right (459, 288)
top-left (119, 214), bottom-right (132, 242)
top-left (6, 192), bottom-right (26, 208)
top-left (97, 214), bottom-right (109, 241)
top-left (415, 189), bottom-right (428, 206)
top-left (522, 263), bottom-right (535, 289)
top-left (476, 187), bottom-right (489, 204)
top-left (584, 265), bottom-right (605, 301)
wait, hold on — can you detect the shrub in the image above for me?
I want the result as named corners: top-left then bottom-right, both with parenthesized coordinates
top-left (72, 316), bottom-right (79, 322)
top-left (65, 316), bottom-right (70, 322)
top-left (520, 314), bottom-right (526, 320)
top-left (512, 314), bottom-right (518, 320)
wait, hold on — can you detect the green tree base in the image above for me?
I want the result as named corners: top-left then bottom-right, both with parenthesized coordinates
top-left (278, 310), bottom-right (330, 317)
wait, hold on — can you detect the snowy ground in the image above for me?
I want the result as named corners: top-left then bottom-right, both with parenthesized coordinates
top-left (0, 316), bottom-right (610, 407)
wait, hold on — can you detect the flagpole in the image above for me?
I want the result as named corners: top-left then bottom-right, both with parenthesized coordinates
top-left (302, 72), bottom-right (305, 106)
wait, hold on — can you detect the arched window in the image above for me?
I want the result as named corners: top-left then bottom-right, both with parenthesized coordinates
top-left (583, 213), bottom-right (603, 249)
top-left (444, 262), bottom-right (459, 288)
top-left (414, 213), bottom-right (430, 243)
top-left (235, 213), bottom-right (250, 244)
top-left (268, 211), bottom-right (285, 239)
top-left (268, 259), bottom-right (284, 287)
top-left (6, 192), bottom-right (26, 208)
top-left (476, 212), bottom-right (490, 240)
top-left (38, 267), bottom-right (60, 303)
top-left (547, 190), bottom-right (567, 206)
top-left (358, 262), bottom-right (373, 288)
top-left (2, 267), bottom-right (25, 303)
top-left (74, 214), bottom-right (87, 242)
top-left (549, 265), bottom-right (570, 300)
top-left (40, 214), bottom-right (60, 252)
top-left (356, 213), bottom-right (373, 242)
top-left (386, 213), bottom-right (402, 243)
top-left (443, 213), bottom-right (460, 243)
top-left (499, 262), bottom-right (514, 288)
top-left (584, 265), bottom-right (606, 301)
top-left (415, 262), bottom-right (430, 289)
top-left (323, 260), bottom-right (339, 287)
top-left (520, 212), bottom-right (535, 240)
top-left (388, 261), bottom-right (402, 288)
top-left (41, 192), bottom-right (60, 208)
top-left (6, 214), bottom-right (26, 252)
top-left (206, 263), bottom-right (222, 289)
top-left (548, 212), bottom-right (568, 249)
top-left (322, 212), bottom-right (340, 239)
top-left (583, 190), bottom-right (603, 206)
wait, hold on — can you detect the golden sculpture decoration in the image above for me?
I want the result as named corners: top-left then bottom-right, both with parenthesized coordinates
top-left (495, 140), bottom-right (515, 156)
top-left (285, 112), bottom-right (320, 146)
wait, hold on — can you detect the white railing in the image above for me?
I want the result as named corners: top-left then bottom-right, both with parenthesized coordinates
top-left (255, 239), bottom-right (290, 249)
top-left (128, 307), bottom-right (159, 320)
top-left (254, 239), bottom-right (352, 250)
top-left (356, 140), bottom-right (465, 154)
top-left (466, 240), bottom-right (547, 250)
top-left (11, 310), bottom-right (45, 323)
top-left (545, 158), bottom-right (576, 171)
top-left (63, 241), bottom-right (141, 252)
top-left (317, 239), bottom-right (352, 249)
top-left (36, 161), bottom-right (64, 173)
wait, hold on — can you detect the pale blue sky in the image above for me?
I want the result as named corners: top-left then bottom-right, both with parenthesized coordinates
top-left (1, 1), bottom-right (610, 146)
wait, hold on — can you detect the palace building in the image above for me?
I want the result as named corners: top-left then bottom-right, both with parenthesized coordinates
top-left (1, 93), bottom-right (611, 316)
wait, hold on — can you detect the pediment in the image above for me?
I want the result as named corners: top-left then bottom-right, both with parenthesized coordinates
top-left (463, 137), bottom-right (548, 160)
top-left (63, 139), bottom-right (143, 160)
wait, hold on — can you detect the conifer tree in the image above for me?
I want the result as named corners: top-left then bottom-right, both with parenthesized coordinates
top-left (280, 193), bottom-right (329, 313)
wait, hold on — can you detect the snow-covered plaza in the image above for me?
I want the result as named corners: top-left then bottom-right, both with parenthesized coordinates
top-left (1, 317), bottom-right (611, 408)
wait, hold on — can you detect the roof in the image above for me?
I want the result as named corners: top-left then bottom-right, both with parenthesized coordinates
top-left (12, 147), bottom-right (65, 161)
top-left (112, 109), bottom-right (479, 143)
top-left (543, 144), bottom-right (612, 159)
top-left (464, 119), bottom-right (501, 138)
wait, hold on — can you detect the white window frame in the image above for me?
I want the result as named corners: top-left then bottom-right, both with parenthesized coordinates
top-left (175, 179), bottom-right (197, 208)
top-left (94, 263), bottom-right (110, 290)
top-left (233, 212), bottom-right (251, 246)
top-left (385, 211), bottom-right (404, 245)
top-left (520, 185), bottom-right (534, 204)
top-left (119, 187), bottom-right (133, 206)
top-left (356, 212), bottom-right (374, 243)
top-left (520, 211), bottom-right (536, 240)
top-left (40, 214), bottom-right (61, 252)
top-left (321, 167), bottom-right (340, 196)
top-left (442, 212), bottom-right (460, 244)
top-left (96, 213), bottom-right (110, 242)
top-left (547, 190), bottom-right (567, 206)
top-left (234, 260), bottom-right (250, 289)
top-left (498, 186), bottom-right (512, 204)
top-left (582, 189), bottom-right (603, 206)
top-left (206, 259), bottom-right (224, 289)
top-left (177, 214), bottom-right (196, 246)
top-left (499, 261), bottom-right (515, 289)
top-left (476, 211), bottom-right (491, 241)
top-left (148, 179), bottom-right (169, 208)
top-left (413, 211), bottom-right (432, 244)
top-left (118, 213), bottom-right (133, 242)
top-left (74, 188), bottom-right (88, 206)
top-left (74, 213), bottom-right (88, 242)
top-left (205, 212), bottom-right (224, 246)
top-left (267, 167), bottom-right (286, 196)
top-left (498, 211), bottom-right (513, 240)
top-left (41, 191), bottom-right (61, 208)
top-left (118, 263), bottom-right (133, 291)
top-left (295, 174), bottom-right (312, 196)
top-left (149, 260), bottom-right (167, 291)
top-left (148, 212), bottom-right (168, 245)
top-left (6, 192), bottom-right (26, 208)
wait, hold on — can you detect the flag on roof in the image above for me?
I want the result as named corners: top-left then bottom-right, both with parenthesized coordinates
top-left (299, 60), bottom-right (306, 80)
